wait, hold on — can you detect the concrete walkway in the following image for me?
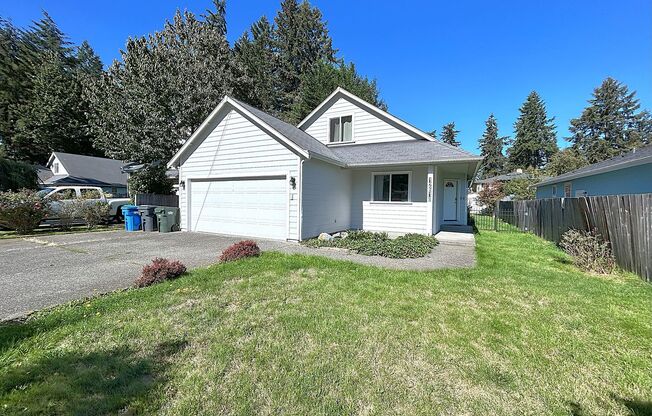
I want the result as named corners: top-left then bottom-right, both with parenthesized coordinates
top-left (1, 230), bottom-right (475, 321)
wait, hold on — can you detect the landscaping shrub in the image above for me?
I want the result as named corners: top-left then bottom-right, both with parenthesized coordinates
top-left (304, 231), bottom-right (438, 259)
top-left (57, 199), bottom-right (84, 230)
top-left (219, 240), bottom-right (261, 263)
top-left (80, 201), bottom-right (111, 229)
top-left (0, 189), bottom-right (50, 234)
top-left (559, 229), bottom-right (615, 274)
top-left (135, 258), bottom-right (187, 288)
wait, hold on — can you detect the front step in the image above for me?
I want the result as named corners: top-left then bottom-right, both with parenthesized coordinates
top-left (440, 224), bottom-right (473, 233)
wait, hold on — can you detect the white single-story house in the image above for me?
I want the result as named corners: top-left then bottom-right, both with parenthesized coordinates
top-left (167, 88), bottom-right (482, 241)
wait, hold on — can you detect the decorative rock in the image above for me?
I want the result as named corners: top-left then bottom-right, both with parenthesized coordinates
top-left (318, 232), bottom-right (334, 241)
top-left (340, 231), bottom-right (349, 239)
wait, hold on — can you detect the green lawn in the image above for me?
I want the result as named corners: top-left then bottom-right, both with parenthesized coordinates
top-left (1, 232), bottom-right (651, 415)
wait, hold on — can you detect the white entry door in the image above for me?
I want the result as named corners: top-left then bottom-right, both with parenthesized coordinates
top-left (189, 176), bottom-right (287, 240)
top-left (443, 179), bottom-right (458, 221)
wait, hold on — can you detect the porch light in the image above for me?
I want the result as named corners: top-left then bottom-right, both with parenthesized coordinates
top-left (289, 177), bottom-right (296, 190)
top-left (180, 180), bottom-right (186, 190)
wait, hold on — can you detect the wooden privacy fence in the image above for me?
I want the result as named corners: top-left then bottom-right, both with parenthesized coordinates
top-left (134, 193), bottom-right (179, 207)
top-left (501, 194), bottom-right (652, 282)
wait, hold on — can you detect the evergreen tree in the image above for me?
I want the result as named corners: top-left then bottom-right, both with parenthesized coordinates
top-left (289, 60), bottom-right (385, 123)
top-left (0, 18), bottom-right (25, 153)
top-left (508, 91), bottom-right (558, 169)
top-left (85, 1), bottom-right (234, 169)
top-left (274, 0), bottom-right (335, 118)
top-left (440, 122), bottom-right (461, 146)
top-left (568, 78), bottom-right (651, 163)
top-left (478, 114), bottom-right (506, 178)
top-left (1, 13), bottom-right (101, 163)
top-left (75, 40), bottom-right (103, 76)
top-left (233, 16), bottom-right (279, 114)
top-left (12, 52), bottom-right (96, 162)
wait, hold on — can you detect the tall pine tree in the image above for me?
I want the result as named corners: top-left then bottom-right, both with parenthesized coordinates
top-left (85, 1), bottom-right (233, 166)
top-left (440, 122), bottom-right (461, 146)
top-left (289, 60), bottom-right (385, 122)
top-left (568, 77), bottom-right (651, 163)
top-left (1, 13), bottom-right (102, 163)
top-left (508, 91), bottom-right (558, 169)
top-left (478, 114), bottom-right (506, 178)
top-left (274, 0), bottom-right (335, 119)
top-left (233, 16), bottom-right (279, 115)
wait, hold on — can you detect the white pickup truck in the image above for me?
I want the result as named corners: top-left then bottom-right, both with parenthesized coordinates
top-left (38, 186), bottom-right (131, 223)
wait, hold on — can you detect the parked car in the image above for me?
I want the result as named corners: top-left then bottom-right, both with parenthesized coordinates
top-left (38, 186), bottom-right (131, 223)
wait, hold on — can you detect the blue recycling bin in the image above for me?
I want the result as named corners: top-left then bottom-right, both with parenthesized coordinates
top-left (121, 205), bottom-right (141, 232)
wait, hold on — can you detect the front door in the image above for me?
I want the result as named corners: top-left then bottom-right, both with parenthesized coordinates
top-left (443, 179), bottom-right (458, 221)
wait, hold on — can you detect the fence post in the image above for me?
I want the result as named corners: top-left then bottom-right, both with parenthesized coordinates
top-left (493, 201), bottom-right (499, 231)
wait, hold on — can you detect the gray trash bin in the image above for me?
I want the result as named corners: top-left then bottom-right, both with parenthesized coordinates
top-left (138, 205), bottom-right (158, 232)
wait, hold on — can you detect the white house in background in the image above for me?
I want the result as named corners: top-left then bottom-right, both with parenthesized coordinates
top-left (167, 88), bottom-right (482, 241)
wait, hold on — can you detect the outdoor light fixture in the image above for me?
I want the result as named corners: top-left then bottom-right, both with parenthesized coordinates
top-left (180, 180), bottom-right (186, 190)
top-left (290, 177), bottom-right (296, 190)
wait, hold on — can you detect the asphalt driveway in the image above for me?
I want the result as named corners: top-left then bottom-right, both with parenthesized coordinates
top-left (1, 230), bottom-right (475, 321)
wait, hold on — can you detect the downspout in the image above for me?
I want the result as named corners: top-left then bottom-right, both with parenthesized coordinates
top-left (298, 158), bottom-right (305, 241)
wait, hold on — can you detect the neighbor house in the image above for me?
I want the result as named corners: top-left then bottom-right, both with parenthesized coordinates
top-left (535, 144), bottom-right (652, 198)
top-left (40, 152), bottom-right (129, 197)
top-left (167, 88), bottom-right (482, 241)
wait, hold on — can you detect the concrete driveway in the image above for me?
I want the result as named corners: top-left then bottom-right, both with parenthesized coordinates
top-left (0, 230), bottom-right (475, 321)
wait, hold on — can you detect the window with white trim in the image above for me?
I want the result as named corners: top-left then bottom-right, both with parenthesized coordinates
top-left (372, 173), bottom-right (410, 202)
top-left (329, 115), bottom-right (353, 143)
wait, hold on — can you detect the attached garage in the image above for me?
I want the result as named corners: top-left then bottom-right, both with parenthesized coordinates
top-left (188, 176), bottom-right (288, 240)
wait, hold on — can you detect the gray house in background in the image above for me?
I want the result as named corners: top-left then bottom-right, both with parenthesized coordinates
top-left (39, 152), bottom-right (129, 197)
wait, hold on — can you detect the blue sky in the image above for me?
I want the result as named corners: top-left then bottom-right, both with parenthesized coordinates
top-left (2, 0), bottom-right (651, 153)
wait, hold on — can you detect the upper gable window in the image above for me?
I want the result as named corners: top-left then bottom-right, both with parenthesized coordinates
top-left (329, 115), bottom-right (353, 143)
top-left (53, 162), bottom-right (59, 174)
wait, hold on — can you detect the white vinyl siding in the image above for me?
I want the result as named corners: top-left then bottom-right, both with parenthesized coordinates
top-left (362, 202), bottom-right (429, 234)
top-left (301, 159), bottom-right (352, 239)
top-left (178, 109), bottom-right (300, 240)
top-left (303, 97), bottom-right (418, 145)
top-left (350, 166), bottom-right (429, 234)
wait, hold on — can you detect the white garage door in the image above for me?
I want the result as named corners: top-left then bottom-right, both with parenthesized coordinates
top-left (189, 176), bottom-right (287, 240)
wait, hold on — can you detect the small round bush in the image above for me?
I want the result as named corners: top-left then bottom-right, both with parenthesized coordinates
top-left (135, 258), bottom-right (187, 288)
top-left (219, 240), bottom-right (261, 263)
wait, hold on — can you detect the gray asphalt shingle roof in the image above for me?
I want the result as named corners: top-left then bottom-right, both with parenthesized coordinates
top-left (232, 98), bottom-right (481, 167)
top-left (46, 152), bottom-right (128, 186)
top-left (330, 140), bottom-right (481, 166)
top-left (537, 144), bottom-right (652, 186)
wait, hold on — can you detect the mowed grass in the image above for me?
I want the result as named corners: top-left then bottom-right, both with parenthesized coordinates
top-left (1, 232), bottom-right (651, 415)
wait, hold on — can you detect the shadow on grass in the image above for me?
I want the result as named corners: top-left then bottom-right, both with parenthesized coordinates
top-left (611, 394), bottom-right (652, 416)
top-left (568, 397), bottom-right (652, 416)
top-left (0, 339), bottom-right (187, 415)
